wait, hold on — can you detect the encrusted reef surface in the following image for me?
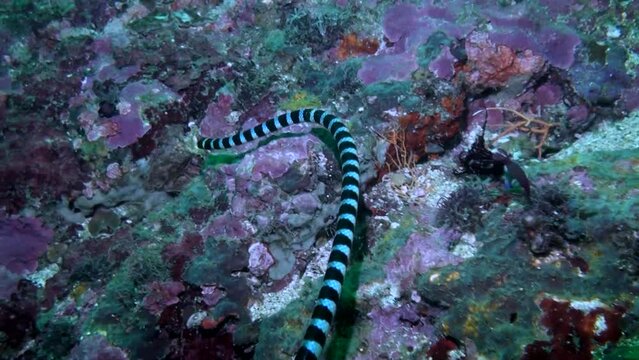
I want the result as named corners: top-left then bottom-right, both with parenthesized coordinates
top-left (1, 1), bottom-right (638, 359)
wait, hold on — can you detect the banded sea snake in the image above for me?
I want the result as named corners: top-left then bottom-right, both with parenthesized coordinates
top-left (197, 109), bottom-right (360, 359)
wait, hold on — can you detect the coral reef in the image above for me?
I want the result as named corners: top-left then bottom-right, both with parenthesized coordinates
top-left (1, 0), bottom-right (638, 358)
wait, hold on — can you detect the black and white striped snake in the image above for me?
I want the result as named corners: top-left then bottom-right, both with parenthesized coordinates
top-left (197, 109), bottom-right (360, 359)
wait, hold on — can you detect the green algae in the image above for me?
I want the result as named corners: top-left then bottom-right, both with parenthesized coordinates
top-left (416, 31), bottom-right (454, 68)
top-left (146, 177), bottom-right (214, 222)
top-left (281, 91), bottom-right (322, 111)
top-left (594, 336), bottom-right (639, 360)
top-left (264, 29), bottom-right (287, 53)
top-left (0, 0), bottom-right (75, 36)
top-left (253, 258), bottom-right (365, 360)
top-left (361, 215), bottom-right (419, 284)
top-left (254, 298), bottom-right (312, 359)
top-left (363, 81), bottom-right (412, 99)
top-left (83, 244), bottom-right (167, 356)
top-left (415, 220), bottom-right (634, 358)
top-left (203, 152), bottom-right (243, 168)
top-left (35, 313), bottom-right (76, 360)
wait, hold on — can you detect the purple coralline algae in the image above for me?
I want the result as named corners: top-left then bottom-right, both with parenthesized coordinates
top-left (201, 284), bottom-right (226, 307)
top-left (357, 52), bottom-right (419, 85)
top-left (0, 215), bottom-right (53, 300)
top-left (142, 281), bottom-right (186, 316)
top-left (68, 335), bottom-right (128, 360)
top-left (358, 302), bottom-right (438, 360)
top-left (428, 46), bottom-right (457, 80)
top-left (488, 26), bottom-right (581, 70)
top-left (243, 137), bottom-right (318, 182)
top-left (358, 2), bottom-right (472, 84)
top-left (199, 94), bottom-right (236, 139)
top-left (202, 211), bottom-right (252, 242)
top-left (78, 76), bottom-right (178, 149)
top-left (248, 242), bottom-right (275, 276)
top-left (386, 228), bottom-right (462, 292)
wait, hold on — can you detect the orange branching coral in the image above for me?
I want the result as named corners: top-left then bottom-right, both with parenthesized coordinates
top-left (486, 106), bottom-right (557, 159)
top-left (335, 33), bottom-right (379, 60)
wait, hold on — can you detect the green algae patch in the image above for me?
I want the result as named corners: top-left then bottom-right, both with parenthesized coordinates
top-left (594, 335), bottom-right (639, 359)
top-left (254, 297), bottom-right (314, 359)
top-left (527, 147), bottom-right (639, 226)
top-left (361, 214), bottom-right (418, 284)
top-left (414, 210), bottom-right (636, 358)
top-left (264, 29), bottom-right (287, 53)
top-left (203, 152), bottom-right (243, 168)
top-left (254, 260), bottom-right (365, 360)
top-left (83, 244), bottom-right (168, 357)
top-left (281, 91), bottom-right (322, 111)
top-left (146, 177), bottom-right (214, 222)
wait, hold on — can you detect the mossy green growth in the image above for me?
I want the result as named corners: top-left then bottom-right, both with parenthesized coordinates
top-left (281, 91), bottom-right (322, 111)
top-left (34, 311), bottom-right (76, 360)
top-left (360, 214), bottom-right (418, 284)
top-left (527, 147), bottom-right (639, 224)
top-left (136, 82), bottom-right (179, 108)
top-left (0, 0), bottom-right (75, 35)
top-left (183, 239), bottom-right (247, 286)
top-left (413, 208), bottom-right (635, 358)
top-left (594, 336), bottom-right (639, 359)
top-left (146, 177), bottom-right (214, 222)
top-left (78, 139), bottom-right (109, 163)
top-left (416, 31), bottom-right (454, 68)
top-left (362, 81), bottom-right (411, 99)
top-left (83, 245), bottom-right (168, 354)
top-left (254, 296), bottom-right (314, 358)
top-left (264, 29), bottom-right (287, 52)
top-left (7, 41), bottom-right (57, 81)
top-left (304, 58), bottom-right (363, 101)
top-left (254, 259), bottom-right (364, 359)
top-left (203, 152), bottom-right (243, 169)
top-left (127, 8), bottom-right (208, 32)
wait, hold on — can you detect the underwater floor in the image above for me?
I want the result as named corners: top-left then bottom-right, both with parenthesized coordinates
top-left (1, 1), bottom-right (639, 359)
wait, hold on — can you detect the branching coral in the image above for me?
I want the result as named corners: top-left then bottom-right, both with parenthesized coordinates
top-left (484, 106), bottom-right (557, 159)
